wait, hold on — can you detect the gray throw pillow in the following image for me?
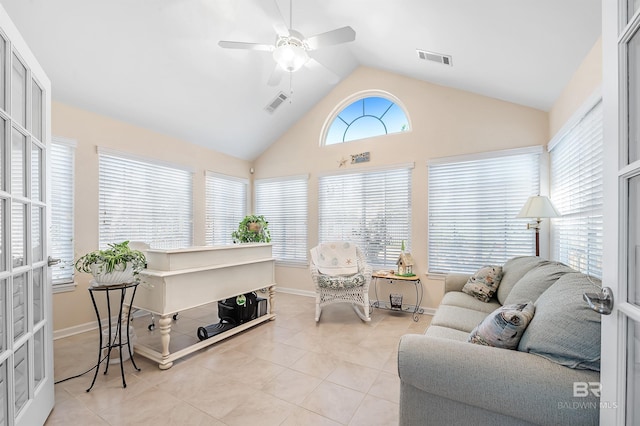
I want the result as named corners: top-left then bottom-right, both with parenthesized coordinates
top-left (497, 256), bottom-right (548, 304)
top-left (503, 261), bottom-right (574, 305)
top-left (462, 265), bottom-right (503, 302)
top-left (468, 302), bottom-right (535, 349)
top-left (518, 272), bottom-right (602, 371)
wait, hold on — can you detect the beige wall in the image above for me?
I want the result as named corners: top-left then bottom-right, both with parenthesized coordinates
top-left (253, 66), bottom-right (549, 310)
top-left (52, 101), bottom-right (251, 332)
top-left (549, 37), bottom-right (602, 138)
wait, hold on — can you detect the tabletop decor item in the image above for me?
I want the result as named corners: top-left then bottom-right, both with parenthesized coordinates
top-left (75, 240), bottom-right (146, 285)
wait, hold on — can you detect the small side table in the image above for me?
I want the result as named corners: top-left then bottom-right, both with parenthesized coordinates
top-left (87, 281), bottom-right (140, 392)
top-left (371, 272), bottom-right (424, 321)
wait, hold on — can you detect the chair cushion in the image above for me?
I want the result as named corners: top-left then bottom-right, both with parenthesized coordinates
top-left (317, 273), bottom-right (365, 289)
top-left (462, 265), bottom-right (503, 302)
top-left (468, 302), bottom-right (535, 350)
top-left (497, 256), bottom-right (548, 304)
top-left (518, 272), bottom-right (602, 371)
top-left (440, 291), bottom-right (501, 314)
top-left (503, 261), bottom-right (574, 305)
top-left (431, 305), bottom-right (490, 333)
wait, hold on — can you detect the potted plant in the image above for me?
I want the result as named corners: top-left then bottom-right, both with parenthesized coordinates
top-left (75, 241), bottom-right (146, 285)
top-left (232, 215), bottom-right (271, 243)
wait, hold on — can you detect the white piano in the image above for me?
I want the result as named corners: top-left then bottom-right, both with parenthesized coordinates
top-left (130, 243), bottom-right (276, 369)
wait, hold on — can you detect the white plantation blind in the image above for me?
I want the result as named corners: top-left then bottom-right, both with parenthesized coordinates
top-left (98, 150), bottom-right (193, 249)
top-left (428, 148), bottom-right (541, 274)
top-left (318, 165), bottom-right (412, 268)
top-left (205, 172), bottom-right (248, 245)
top-left (550, 100), bottom-right (603, 278)
top-left (255, 175), bottom-right (308, 264)
top-left (51, 139), bottom-right (75, 284)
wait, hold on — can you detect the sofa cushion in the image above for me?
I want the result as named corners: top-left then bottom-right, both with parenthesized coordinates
top-left (497, 256), bottom-right (548, 304)
top-left (424, 325), bottom-right (470, 342)
top-left (317, 273), bottom-right (365, 289)
top-left (503, 261), bottom-right (574, 305)
top-left (462, 266), bottom-right (503, 302)
top-left (440, 291), bottom-right (501, 314)
top-left (518, 272), bottom-right (602, 371)
top-left (431, 305), bottom-right (490, 333)
top-left (468, 302), bottom-right (535, 349)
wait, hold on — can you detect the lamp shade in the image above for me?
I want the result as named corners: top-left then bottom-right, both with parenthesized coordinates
top-left (273, 44), bottom-right (309, 72)
top-left (516, 195), bottom-right (561, 219)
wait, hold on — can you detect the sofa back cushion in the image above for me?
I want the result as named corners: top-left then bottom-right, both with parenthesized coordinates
top-left (517, 272), bottom-right (602, 371)
top-left (496, 256), bottom-right (548, 304)
top-left (503, 261), bottom-right (574, 305)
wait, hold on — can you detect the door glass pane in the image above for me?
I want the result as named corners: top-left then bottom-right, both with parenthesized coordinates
top-left (31, 80), bottom-right (42, 141)
top-left (630, 175), bottom-right (640, 305)
top-left (630, 1), bottom-right (640, 23)
top-left (12, 202), bottom-right (25, 268)
top-left (31, 143), bottom-right (42, 202)
top-left (13, 273), bottom-right (26, 340)
top-left (33, 267), bottom-right (43, 324)
top-left (32, 206), bottom-right (43, 263)
top-left (0, 279), bottom-right (4, 352)
top-left (14, 342), bottom-right (28, 415)
top-left (11, 128), bottom-right (26, 197)
top-left (11, 53), bottom-right (26, 128)
top-left (0, 361), bottom-right (6, 426)
top-left (34, 327), bottom-right (44, 387)
top-left (0, 118), bottom-right (4, 192)
top-left (630, 27), bottom-right (640, 164)
top-left (628, 319), bottom-right (640, 424)
top-left (0, 36), bottom-right (5, 111)
top-left (0, 199), bottom-right (4, 272)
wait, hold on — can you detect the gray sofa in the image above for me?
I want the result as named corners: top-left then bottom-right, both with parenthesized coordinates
top-left (398, 256), bottom-right (602, 426)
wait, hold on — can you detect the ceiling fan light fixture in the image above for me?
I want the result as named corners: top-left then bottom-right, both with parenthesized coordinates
top-left (273, 43), bottom-right (309, 72)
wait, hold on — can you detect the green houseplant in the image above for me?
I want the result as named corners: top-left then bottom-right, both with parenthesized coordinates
top-left (75, 241), bottom-right (146, 285)
top-left (232, 215), bottom-right (271, 243)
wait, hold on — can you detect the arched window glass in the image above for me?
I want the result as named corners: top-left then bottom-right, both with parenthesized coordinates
top-left (324, 95), bottom-right (410, 145)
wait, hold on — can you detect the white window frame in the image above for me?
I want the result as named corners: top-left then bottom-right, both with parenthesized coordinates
top-left (318, 164), bottom-right (413, 269)
top-left (428, 147), bottom-right (542, 275)
top-left (51, 137), bottom-right (76, 292)
top-left (97, 147), bottom-right (193, 249)
top-left (255, 174), bottom-right (308, 266)
top-left (549, 93), bottom-right (603, 278)
top-left (205, 171), bottom-right (248, 246)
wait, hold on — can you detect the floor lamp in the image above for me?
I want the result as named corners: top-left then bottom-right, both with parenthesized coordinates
top-left (516, 195), bottom-right (560, 257)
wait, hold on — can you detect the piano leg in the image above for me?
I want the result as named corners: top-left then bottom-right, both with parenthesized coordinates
top-left (269, 285), bottom-right (276, 320)
top-left (158, 314), bottom-right (173, 370)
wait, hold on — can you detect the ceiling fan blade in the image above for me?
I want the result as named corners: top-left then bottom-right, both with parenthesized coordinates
top-left (257, 0), bottom-right (289, 37)
top-left (306, 26), bottom-right (356, 50)
top-left (218, 41), bottom-right (274, 52)
top-left (305, 58), bottom-right (339, 85)
top-left (267, 64), bottom-right (285, 86)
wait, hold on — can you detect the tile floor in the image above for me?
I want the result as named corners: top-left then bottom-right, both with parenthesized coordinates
top-left (46, 293), bottom-right (431, 426)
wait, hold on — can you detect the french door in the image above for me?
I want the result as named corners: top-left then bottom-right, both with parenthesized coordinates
top-left (0, 5), bottom-right (54, 426)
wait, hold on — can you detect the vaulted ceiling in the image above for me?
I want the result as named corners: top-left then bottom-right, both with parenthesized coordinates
top-left (1, 0), bottom-right (601, 160)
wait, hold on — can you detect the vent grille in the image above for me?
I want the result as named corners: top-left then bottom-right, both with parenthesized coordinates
top-left (265, 92), bottom-right (289, 113)
top-left (417, 49), bottom-right (452, 66)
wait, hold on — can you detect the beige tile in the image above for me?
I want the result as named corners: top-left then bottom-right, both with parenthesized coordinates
top-left (221, 390), bottom-right (295, 426)
top-left (281, 407), bottom-right (342, 426)
top-left (368, 371), bottom-right (401, 404)
top-left (44, 396), bottom-right (109, 426)
top-left (225, 357), bottom-right (286, 387)
top-left (185, 378), bottom-right (258, 419)
top-left (147, 401), bottom-right (224, 426)
top-left (261, 368), bottom-right (322, 404)
top-left (290, 351), bottom-right (340, 379)
top-left (75, 373), bottom-right (155, 414)
top-left (301, 381), bottom-right (365, 424)
top-left (326, 360), bottom-right (380, 393)
top-left (348, 394), bottom-right (399, 426)
top-left (96, 385), bottom-right (183, 425)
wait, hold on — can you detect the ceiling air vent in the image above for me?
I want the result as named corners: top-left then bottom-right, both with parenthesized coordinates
top-left (416, 49), bottom-right (452, 66)
top-left (265, 92), bottom-right (289, 114)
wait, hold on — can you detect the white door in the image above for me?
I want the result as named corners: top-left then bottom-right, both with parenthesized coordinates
top-left (0, 5), bottom-right (54, 426)
top-left (601, 1), bottom-right (640, 424)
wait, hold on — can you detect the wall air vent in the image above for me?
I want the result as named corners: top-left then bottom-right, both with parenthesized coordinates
top-left (416, 49), bottom-right (452, 66)
top-left (265, 92), bottom-right (289, 113)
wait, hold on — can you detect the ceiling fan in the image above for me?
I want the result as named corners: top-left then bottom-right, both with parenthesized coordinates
top-left (218, 0), bottom-right (356, 86)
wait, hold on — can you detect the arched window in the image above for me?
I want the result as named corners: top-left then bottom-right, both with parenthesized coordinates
top-left (322, 92), bottom-right (410, 145)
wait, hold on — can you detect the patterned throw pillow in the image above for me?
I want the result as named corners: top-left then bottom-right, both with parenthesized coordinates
top-left (462, 266), bottom-right (503, 302)
top-left (317, 273), bottom-right (365, 289)
top-left (468, 302), bottom-right (536, 349)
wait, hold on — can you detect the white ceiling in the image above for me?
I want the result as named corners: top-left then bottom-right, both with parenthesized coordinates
top-left (1, 0), bottom-right (601, 161)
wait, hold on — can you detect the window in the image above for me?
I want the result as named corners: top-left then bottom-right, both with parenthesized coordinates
top-left (550, 99), bottom-right (603, 278)
top-left (318, 165), bottom-right (412, 268)
top-left (98, 149), bottom-right (193, 249)
top-left (323, 92), bottom-right (410, 145)
top-left (255, 175), bottom-right (308, 264)
top-left (428, 148), bottom-right (541, 274)
top-left (205, 172), bottom-right (248, 245)
top-left (51, 138), bottom-right (75, 286)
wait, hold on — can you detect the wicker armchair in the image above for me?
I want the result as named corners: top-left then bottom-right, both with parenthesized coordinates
top-left (309, 243), bottom-right (372, 322)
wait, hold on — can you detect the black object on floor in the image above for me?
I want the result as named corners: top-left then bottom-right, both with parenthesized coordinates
top-left (218, 292), bottom-right (259, 325)
top-left (197, 322), bottom-right (236, 341)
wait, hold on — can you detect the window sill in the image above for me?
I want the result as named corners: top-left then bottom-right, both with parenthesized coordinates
top-left (275, 261), bottom-right (309, 269)
top-left (53, 282), bottom-right (77, 294)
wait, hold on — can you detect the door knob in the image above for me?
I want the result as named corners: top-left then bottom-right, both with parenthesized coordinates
top-left (47, 256), bottom-right (61, 267)
top-left (583, 287), bottom-right (614, 315)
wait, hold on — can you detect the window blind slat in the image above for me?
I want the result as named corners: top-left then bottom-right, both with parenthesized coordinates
top-left (428, 151), bottom-right (540, 274)
top-left (205, 173), bottom-right (248, 246)
top-left (51, 142), bottom-right (75, 284)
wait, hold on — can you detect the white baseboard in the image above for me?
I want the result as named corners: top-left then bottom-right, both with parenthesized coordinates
top-left (53, 321), bottom-right (98, 340)
top-left (276, 287), bottom-right (315, 298)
